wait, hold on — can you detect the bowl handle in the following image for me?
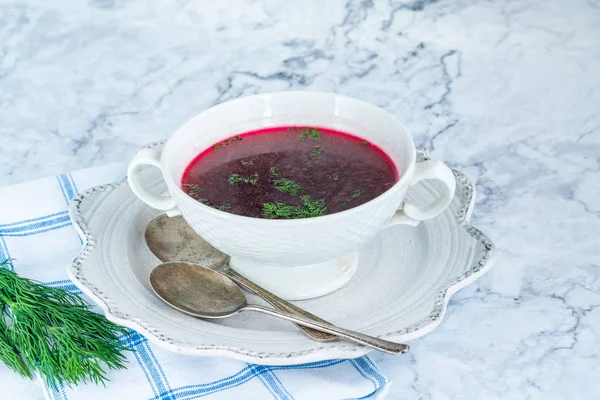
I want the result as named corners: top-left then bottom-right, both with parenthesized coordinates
top-left (385, 160), bottom-right (456, 227)
top-left (127, 147), bottom-right (180, 216)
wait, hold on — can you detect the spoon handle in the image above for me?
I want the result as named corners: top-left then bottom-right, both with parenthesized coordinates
top-left (221, 267), bottom-right (336, 342)
top-left (242, 305), bottom-right (409, 355)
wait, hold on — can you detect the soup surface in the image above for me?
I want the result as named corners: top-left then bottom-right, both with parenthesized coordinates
top-left (181, 126), bottom-right (398, 219)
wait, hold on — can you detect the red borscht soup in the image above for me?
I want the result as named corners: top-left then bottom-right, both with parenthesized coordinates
top-left (181, 126), bottom-right (398, 219)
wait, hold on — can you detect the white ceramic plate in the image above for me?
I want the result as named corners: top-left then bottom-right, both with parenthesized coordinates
top-left (68, 143), bottom-right (496, 365)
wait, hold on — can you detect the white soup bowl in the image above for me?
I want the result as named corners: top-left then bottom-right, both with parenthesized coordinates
top-left (128, 91), bottom-right (455, 300)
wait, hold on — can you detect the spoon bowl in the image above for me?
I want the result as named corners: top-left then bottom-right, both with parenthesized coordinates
top-left (145, 215), bottom-right (229, 268)
top-left (150, 262), bottom-right (246, 318)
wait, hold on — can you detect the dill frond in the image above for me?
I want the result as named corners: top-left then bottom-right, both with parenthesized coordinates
top-left (0, 261), bottom-right (129, 387)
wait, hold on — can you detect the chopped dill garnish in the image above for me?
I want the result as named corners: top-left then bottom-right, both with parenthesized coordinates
top-left (194, 197), bottom-right (230, 211)
top-left (327, 174), bottom-right (339, 181)
top-left (262, 196), bottom-right (326, 219)
top-left (228, 174), bottom-right (242, 184)
top-left (360, 139), bottom-right (368, 146)
top-left (184, 184), bottom-right (209, 204)
top-left (241, 160), bottom-right (253, 166)
top-left (297, 196), bottom-right (326, 218)
top-left (262, 202), bottom-right (297, 219)
top-left (309, 145), bottom-right (323, 160)
top-left (341, 189), bottom-right (365, 207)
top-left (213, 135), bottom-right (243, 150)
top-left (270, 167), bottom-right (303, 196)
top-left (215, 203), bottom-right (231, 211)
top-left (183, 183), bottom-right (204, 197)
top-left (228, 174), bottom-right (258, 185)
top-left (299, 127), bottom-right (321, 140)
top-left (274, 178), bottom-right (303, 196)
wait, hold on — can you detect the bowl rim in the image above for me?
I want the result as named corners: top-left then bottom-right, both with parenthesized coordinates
top-left (162, 91), bottom-right (417, 224)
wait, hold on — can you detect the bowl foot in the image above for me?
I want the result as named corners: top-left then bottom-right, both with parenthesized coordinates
top-left (228, 251), bottom-right (359, 300)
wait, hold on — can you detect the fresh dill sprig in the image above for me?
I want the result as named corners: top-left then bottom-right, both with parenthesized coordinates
top-left (228, 174), bottom-right (258, 185)
top-left (299, 127), bottom-right (321, 140)
top-left (0, 328), bottom-right (30, 379)
top-left (309, 145), bottom-right (323, 160)
top-left (262, 196), bottom-right (326, 219)
top-left (270, 167), bottom-right (303, 196)
top-left (341, 189), bottom-right (365, 207)
top-left (0, 260), bottom-right (130, 387)
top-left (327, 174), bottom-right (339, 181)
top-left (360, 139), bottom-right (368, 146)
top-left (241, 160), bottom-right (253, 166)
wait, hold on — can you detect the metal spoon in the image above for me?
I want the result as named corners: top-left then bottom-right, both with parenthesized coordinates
top-left (150, 262), bottom-right (410, 355)
top-left (145, 214), bottom-right (336, 342)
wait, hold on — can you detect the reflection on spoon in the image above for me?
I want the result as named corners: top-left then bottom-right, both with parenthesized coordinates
top-left (150, 262), bottom-right (409, 355)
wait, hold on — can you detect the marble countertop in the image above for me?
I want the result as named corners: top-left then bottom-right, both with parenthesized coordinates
top-left (1, 0), bottom-right (599, 398)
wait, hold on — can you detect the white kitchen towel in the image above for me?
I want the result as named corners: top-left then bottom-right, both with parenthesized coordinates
top-left (0, 162), bottom-right (390, 400)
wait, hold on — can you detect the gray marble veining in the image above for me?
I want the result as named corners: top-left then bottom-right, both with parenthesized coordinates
top-left (1, 0), bottom-right (599, 398)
